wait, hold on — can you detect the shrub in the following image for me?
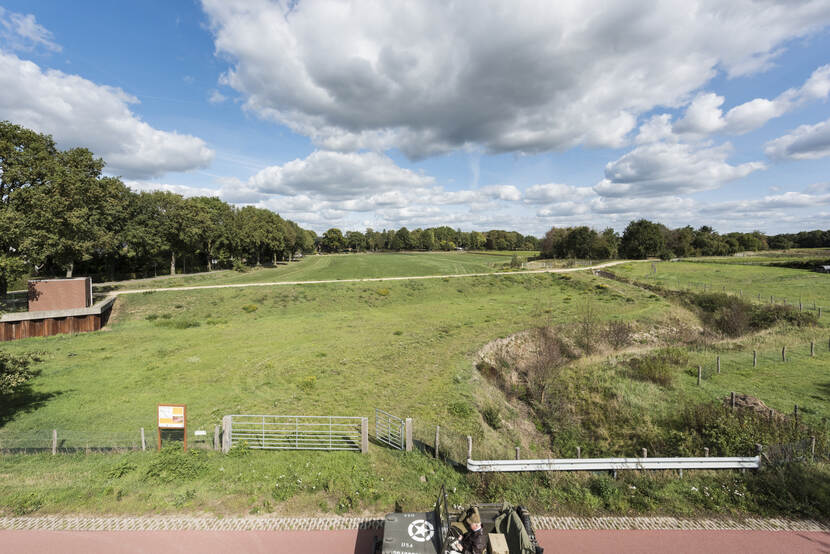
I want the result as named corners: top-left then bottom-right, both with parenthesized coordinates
top-left (107, 460), bottom-right (137, 479)
top-left (241, 304), bottom-right (258, 313)
top-left (627, 347), bottom-right (688, 388)
top-left (481, 404), bottom-right (502, 429)
top-left (0, 351), bottom-right (41, 396)
top-left (144, 445), bottom-right (207, 483)
top-left (376, 288), bottom-right (390, 296)
top-left (145, 314), bottom-right (159, 321)
top-left (604, 320), bottom-right (633, 349)
top-left (448, 401), bottom-right (473, 419)
top-left (233, 259), bottom-right (249, 272)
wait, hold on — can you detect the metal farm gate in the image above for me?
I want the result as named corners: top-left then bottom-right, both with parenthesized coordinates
top-left (375, 408), bottom-right (405, 450)
top-left (227, 415), bottom-right (363, 451)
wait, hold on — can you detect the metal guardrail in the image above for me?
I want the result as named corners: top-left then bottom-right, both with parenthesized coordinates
top-left (375, 408), bottom-right (405, 450)
top-left (466, 456), bottom-right (761, 472)
top-left (228, 415), bottom-right (363, 451)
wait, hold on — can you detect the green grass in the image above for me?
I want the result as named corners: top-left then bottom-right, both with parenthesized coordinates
top-left (98, 251), bottom-right (525, 292)
top-left (613, 261), bottom-right (830, 310)
top-left (1, 254), bottom-right (828, 518)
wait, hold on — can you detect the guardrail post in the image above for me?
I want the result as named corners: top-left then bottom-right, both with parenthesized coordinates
top-left (467, 436), bottom-right (473, 460)
top-left (755, 444), bottom-right (763, 470)
top-left (213, 425), bottom-right (220, 451)
top-left (434, 426), bottom-right (440, 458)
top-left (641, 448), bottom-right (647, 458)
top-left (140, 427), bottom-right (146, 451)
top-left (703, 447), bottom-right (709, 457)
top-left (361, 417), bottom-right (369, 454)
top-left (52, 429), bottom-right (57, 455)
top-left (515, 446), bottom-right (520, 460)
top-left (221, 415), bottom-right (231, 454)
top-left (576, 446), bottom-right (581, 459)
top-left (404, 418), bottom-right (413, 452)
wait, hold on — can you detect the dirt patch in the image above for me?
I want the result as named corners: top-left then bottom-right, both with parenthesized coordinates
top-left (723, 393), bottom-right (783, 420)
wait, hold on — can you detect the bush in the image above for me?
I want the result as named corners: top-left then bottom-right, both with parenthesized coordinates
top-left (233, 259), bottom-right (249, 272)
top-left (604, 320), bottom-right (632, 349)
top-left (241, 304), bottom-right (258, 313)
top-left (144, 445), bottom-right (207, 483)
top-left (481, 404), bottom-right (502, 429)
top-left (0, 351), bottom-right (41, 396)
top-left (627, 347), bottom-right (688, 388)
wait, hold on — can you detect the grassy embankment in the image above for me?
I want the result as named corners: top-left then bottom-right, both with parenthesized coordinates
top-left (0, 253), bottom-right (828, 518)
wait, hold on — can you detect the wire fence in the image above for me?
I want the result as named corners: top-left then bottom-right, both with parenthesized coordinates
top-left (0, 427), bottom-right (218, 454)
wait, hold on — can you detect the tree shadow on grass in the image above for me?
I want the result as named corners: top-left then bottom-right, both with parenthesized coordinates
top-left (0, 382), bottom-right (63, 426)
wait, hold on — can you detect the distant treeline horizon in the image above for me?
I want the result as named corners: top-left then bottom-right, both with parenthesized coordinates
top-left (3, 120), bottom-right (830, 293)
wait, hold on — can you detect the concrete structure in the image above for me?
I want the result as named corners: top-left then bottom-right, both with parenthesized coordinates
top-left (0, 296), bottom-right (115, 342)
top-left (28, 278), bottom-right (92, 312)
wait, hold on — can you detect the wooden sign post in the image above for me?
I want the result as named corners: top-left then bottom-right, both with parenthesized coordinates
top-left (157, 404), bottom-right (187, 451)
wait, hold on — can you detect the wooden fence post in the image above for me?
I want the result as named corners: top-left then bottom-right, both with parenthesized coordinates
top-left (794, 405), bottom-right (798, 426)
top-left (576, 446), bottom-right (581, 459)
top-left (641, 448), bottom-right (647, 458)
top-left (717, 356), bottom-right (721, 374)
top-left (467, 436), bottom-right (473, 461)
top-left (753, 350), bottom-right (757, 368)
top-left (52, 429), bottom-right (57, 455)
top-left (697, 365), bottom-right (702, 386)
top-left (782, 346), bottom-right (786, 362)
top-left (811, 436), bottom-right (816, 462)
top-left (404, 418), bottom-right (413, 452)
top-left (811, 341), bottom-right (815, 357)
top-left (515, 446), bottom-right (520, 460)
top-left (213, 425), bottom-right (220, 451)
top-left (730, 391), bottom-right (735, 409)
top-left (140, 427), bottom-right (146, 452)
top-left (434, 426), bottom-right (440, 458)
top-left (221, 415), bottom-right (232, 454)
top-left (361, 418), bottom-right (369, 454)
top-left (703, 447), bottom-right (709, 457)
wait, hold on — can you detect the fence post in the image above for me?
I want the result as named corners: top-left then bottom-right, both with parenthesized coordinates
top-left (811, 341), bottom-right (815, 357)
top-left (515, 446), bottom-right (520, 460)
top-left (576, 446), bottom-right (581, 459)
top-left (703, 447), bottom-right (709, 457)
top-left (641, 448), bottom-right (647, 458)
top-left (717, 356), bottom-right (721, 374)
top-left (140, 427), bottom-right (146, 452)
top-left (467, 436), bottom-right (473, 460)
top-left (811, 436), bottom-right (816, 462)
top-left (818, 306), bottom-right (821, 318)
top-left (730, 392), bottom-right (735, 409)
top-left (434, 426), bottom-right (440, 458)
top-left (794, 405), bottom-right (799, 426)
top-left (782, 346), bottom-right (786, 362)
top-left (52, 429), bottom-right (57, 455)
top-left (404, 418), bottom-right (413, 452)
top-left (697, 365), bottom-right (702, 386)
top-left (753, 350), bottom-right (757, 368)
top-left (756, 444), bottom-right (763, 470)
top-left (213, 425), bottom-right (220, 451)
top-left (361, 417), bottom-right (369, 454)
top-left (221, 415), bottom-right (231, 454)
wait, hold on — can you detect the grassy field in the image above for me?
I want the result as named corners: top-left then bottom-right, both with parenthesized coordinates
top-left (92, 251), bottom-right (529, 292)
top-left (613, 260), bottom-right (830, 310)
top-left (1, 254), bottom-right (828, 518)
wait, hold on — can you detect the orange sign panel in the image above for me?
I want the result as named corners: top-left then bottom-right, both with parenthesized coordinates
top-left (158, 405), bottom-right (185, 429)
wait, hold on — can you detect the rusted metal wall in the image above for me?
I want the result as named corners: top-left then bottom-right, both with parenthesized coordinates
top-left (0, 314), bottom-right (101, 341)
top-left (28, 278), bottom-right (92, 312)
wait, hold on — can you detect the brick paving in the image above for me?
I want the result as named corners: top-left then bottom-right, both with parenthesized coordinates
top-left (1, 515), bottom-right (827, 532)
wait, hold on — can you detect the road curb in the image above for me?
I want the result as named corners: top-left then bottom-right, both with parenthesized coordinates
top-left (1, 515), bottom-right (827, 532)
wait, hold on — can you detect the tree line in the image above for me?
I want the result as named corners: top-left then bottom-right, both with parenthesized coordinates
top-left (0, 121), bottom-right (315, 295)
top-left (541, 220), bottom-right (830, 260)
top-left (317, 227), bottom-right (540, 253)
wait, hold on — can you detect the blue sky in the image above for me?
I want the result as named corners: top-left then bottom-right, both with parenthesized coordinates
top-left (1, 1), bottom-right (829, 236)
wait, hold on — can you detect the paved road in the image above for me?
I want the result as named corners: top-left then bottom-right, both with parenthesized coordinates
top-left (110, 260), bottom-right (636, 296)
top-left (2, 529), bottom-right (829, 553)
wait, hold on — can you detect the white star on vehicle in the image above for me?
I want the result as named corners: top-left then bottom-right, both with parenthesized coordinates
top-left (407, 519), bottom-right (434, 542)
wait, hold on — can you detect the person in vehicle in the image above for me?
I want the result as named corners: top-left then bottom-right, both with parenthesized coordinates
top-left (449, 507), bottom-right (487, 554)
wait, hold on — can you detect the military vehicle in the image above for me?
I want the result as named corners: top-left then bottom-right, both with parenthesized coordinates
top-left (375, 486), bottom-right (543, 554)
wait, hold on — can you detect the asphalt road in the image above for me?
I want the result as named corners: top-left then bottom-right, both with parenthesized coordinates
top-left (2, 529), bottom-right (829, 553)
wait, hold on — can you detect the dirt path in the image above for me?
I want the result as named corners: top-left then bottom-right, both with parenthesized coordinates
top-left (110, 260), bottom-right (639, 296)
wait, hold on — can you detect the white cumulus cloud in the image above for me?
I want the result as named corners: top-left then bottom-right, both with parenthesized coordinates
top-left (764, 117), bottom-right (830, 160)
top-left (594, 142), bottom-right (765, 197)
top-left (201, 0), bottom-right (830, 158)
top-left (0, 7), bottom-right (61, 52)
